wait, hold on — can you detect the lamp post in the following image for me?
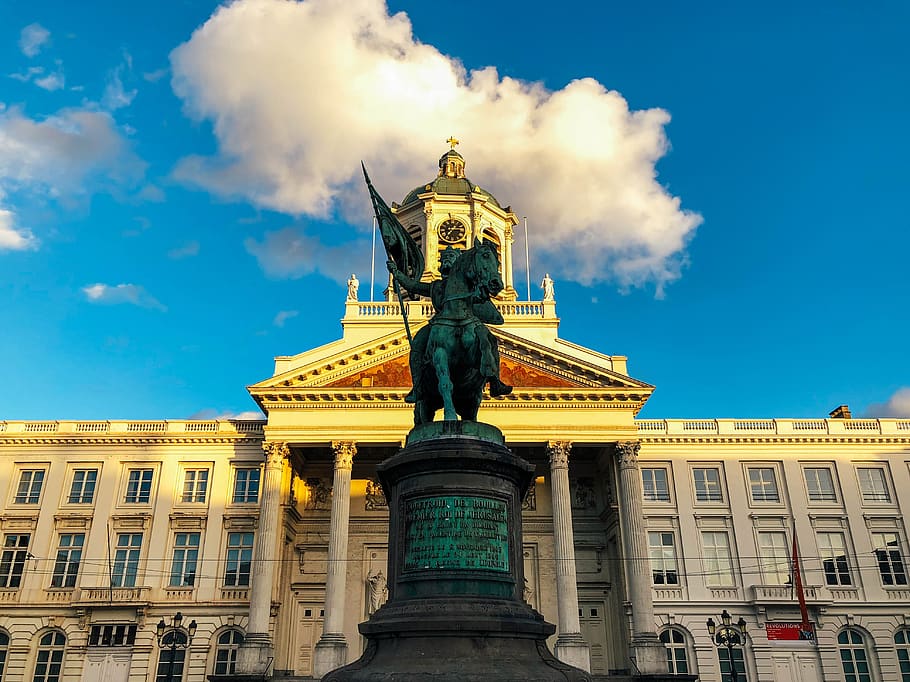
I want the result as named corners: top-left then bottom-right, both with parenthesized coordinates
top-left (156, 612), bottom-right (197, 682)
top-left (707, 610), bottom-right (747, 682)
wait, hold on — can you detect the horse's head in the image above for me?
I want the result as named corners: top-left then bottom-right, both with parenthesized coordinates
top-left (460, 238), bottom-right (504, 298)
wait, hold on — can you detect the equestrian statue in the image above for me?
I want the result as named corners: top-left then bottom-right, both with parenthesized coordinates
top-left (362, 164), bottom-right (512, 424)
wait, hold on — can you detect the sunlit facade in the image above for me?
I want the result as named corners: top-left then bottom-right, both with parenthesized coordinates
top-left (2, 150), bottom-right (910, 681)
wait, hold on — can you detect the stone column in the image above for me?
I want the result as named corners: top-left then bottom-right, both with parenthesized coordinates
top-left (235, 440), bottom-right (288, 675)
top-left (615, 441), bottom-right (665, 674)
top-left (547, 441), bottom-right (591, 672)
top-left (313, 441), bottom-right (356, 677)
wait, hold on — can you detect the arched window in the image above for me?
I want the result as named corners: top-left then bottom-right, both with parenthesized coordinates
top-left (0, 630), bottom-right (9, 680)
top-left (659, 627), bottom-right (689, 674)
top-left (212, 629), bottom-right (244, 676)
top-left (839, 628), bottom-right (873, 682)
top-left (895, 629), bottom-right (910, 682)
top-left (33, 631), bottom-right (65, 682)
top-left (156, 630), bottom-right (188, 682)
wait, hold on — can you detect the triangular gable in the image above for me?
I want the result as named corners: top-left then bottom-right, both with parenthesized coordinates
top-left (252, 327), bottom-right (650, 392)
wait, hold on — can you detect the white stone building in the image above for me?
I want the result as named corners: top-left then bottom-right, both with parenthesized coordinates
top-left (1, 148), bottom-right (909, 682)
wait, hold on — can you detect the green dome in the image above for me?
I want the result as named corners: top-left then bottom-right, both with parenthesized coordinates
top-left (400, 146), bottom-right (502, 207)
top-left (401, 176), bottom-right (501, 207)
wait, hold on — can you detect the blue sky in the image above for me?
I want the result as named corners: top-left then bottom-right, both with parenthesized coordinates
top-left (1, 0), bottom-right (908, 420)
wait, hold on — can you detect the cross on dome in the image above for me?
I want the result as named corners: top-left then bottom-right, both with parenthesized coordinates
top-left (446, 136), bottom-right (460, 150)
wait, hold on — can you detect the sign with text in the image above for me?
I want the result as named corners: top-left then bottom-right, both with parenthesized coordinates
top-left (403, 495), bottom-right (509, 572)
top-left (765, 622), bottom-right (816, 641)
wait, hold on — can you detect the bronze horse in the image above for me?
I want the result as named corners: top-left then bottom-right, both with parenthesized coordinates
top-left (390, 240), bottom-right (510, 424)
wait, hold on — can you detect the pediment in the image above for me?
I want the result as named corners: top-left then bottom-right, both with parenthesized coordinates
top-left (251, 327), bottom-right (651, 393)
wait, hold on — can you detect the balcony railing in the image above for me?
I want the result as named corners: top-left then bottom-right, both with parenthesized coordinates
top-left (0, 420), bottom-right (265, 436)
top-left (638, 419), bottom-right (910, 436)
top-left (345, 299), bottom-right (557, 322)
top-left (750, 584), bottom-right (827, 604)
top-left (75, 586), bottom-right (151, 604)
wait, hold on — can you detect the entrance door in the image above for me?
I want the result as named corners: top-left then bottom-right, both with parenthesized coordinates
top-left (82, 650), bottom-right (131, 682)
top-left (772, 652), bottom-right (822, 682)
top-left (578, 601), bottom-right (607, 674)
top-left (295, 602), bottom-right (325, 676)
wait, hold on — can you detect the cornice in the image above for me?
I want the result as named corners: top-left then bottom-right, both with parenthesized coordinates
top-left (253, 390), bottom-right (648, 407)
top-left (0, 435), bottom-right (264, 446)
top-left (640, 436), bottom-right (910, 445)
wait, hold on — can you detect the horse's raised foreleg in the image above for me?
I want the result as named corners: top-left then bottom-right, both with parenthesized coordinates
top-left (432, 347), bottom-right (457, 421)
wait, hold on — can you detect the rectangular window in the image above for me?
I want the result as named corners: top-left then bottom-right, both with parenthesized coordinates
top-left (641, 468), bottom-right (670, 502)
top-left (14, 469), bottom-right (44, 504)
top-left (51, 533), bottom-right (84, 588)
top-left (88, 624), bottom-right (137, 647)
top-left (68, 469), bottom-right (98, 504)
top-left (804, 467), bottom-right (836, 502)
top-left (702, 531), bottom-right (735, 586)
top-left (818, 531), bottom-right (851, 585)
top-left (872, 532), bottom-right (908, 586)
top-left (0, 534), bottom-right (30, 588)
top-left (233, 468), bottom-right (260, 504)
top-left (124, 469), bottom-right (153, 504)
top-left (224, 532), bottom-right (254, 586)
top-left (858, 467), bottom-right (890, 503)
top-left (757, 531), bottom-right (790, 585)
top-left (748, 467), bottom-right (780, 502)
top-left (112, 533), bottom-right (142, 587)
top-left (693, 467), bottom-right (723, 502)
top-left (169, 533), bottom-right (200, 587)
top-left (648, 531), bottom-right (678, 585)
top-left (181, 469), bottom-right (209, 503)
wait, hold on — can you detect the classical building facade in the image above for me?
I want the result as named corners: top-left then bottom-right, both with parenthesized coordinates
top-left (1, 149), bottom-right (910, 682)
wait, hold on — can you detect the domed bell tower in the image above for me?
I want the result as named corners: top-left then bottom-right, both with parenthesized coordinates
top-left (391, 138), bottom-right (519, 301)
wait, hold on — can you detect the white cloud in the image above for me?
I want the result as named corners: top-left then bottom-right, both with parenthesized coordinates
top-left (168, 241), bottom-right (199, 259)
top-left (0, 105), bottom-right (145, 202)
top-left (0, 208), bottom-right (38, 251)
top-left (143, 68), bottom-right (168, 83)
top-left (34, 70), bottom-right (65, 91)
top-left (865, 388), bottom-right (910, 418)
top-left (244, 226), bottom-right (368, 281)
top-left (273, 309), bottom-right (299, 327)
top-left (186, 408), bottom-right (264, 420)
top-left (9, 66), bottom-right (44, 82)
top-left (19, 24), bottom-right (50, 58)
top-left (102, 63), bottom-right (138, 111)
top-left (82, 283), bottom-right (166, 311)
top-left (170, 0), bottom-right (701, 292)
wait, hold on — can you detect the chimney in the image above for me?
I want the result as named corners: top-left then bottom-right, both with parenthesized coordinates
top-left (829, 405), bottom-right (852, 419)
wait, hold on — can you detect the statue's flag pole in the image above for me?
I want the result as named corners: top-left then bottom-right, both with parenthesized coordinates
top-left (362, 163), bottom-right (425, 342)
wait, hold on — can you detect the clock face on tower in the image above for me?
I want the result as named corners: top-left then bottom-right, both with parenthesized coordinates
top-left (437, 219), bottom-right (466, 244)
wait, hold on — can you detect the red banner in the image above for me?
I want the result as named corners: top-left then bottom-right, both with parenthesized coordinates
top-left (766, 622), bottom-right (816, 641)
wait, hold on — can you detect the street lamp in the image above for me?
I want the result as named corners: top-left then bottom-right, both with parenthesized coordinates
top-left (156, 612), bottom-right (197, 682)
top-left (707, 610), bottom-right (747, 682)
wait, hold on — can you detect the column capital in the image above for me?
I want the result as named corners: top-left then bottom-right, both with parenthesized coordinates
top-left (331, 441), bottom-right (357, 470)
top-left (547, 441), bottom-right (572, 470)
top-left (262, 441), bottom-right (290, 469)
top-left (615, 441), bottom-right (641, 469)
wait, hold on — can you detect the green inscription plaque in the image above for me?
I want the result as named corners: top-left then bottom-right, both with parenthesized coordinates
top-left (403, 496), bottom-right (510, 572)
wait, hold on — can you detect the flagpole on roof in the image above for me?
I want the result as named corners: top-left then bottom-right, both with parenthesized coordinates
top-left (524, 216), bottom-right (531, 301)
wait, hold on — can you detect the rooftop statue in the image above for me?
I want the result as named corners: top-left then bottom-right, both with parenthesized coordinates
top-left (363, 164), bottom-right (512, 424)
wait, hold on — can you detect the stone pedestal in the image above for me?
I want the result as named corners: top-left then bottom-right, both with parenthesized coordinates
top-left (323, 421), bottom-right (590, 681)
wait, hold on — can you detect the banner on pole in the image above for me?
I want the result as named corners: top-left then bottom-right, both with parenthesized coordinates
top-left (765, 622), bottom-right (816, 641)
